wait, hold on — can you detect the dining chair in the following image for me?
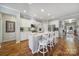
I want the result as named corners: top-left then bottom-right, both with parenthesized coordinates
top-left (38, 35), bottom-right (48, 56)
top-left (47, 33), bottom-right (54, 48)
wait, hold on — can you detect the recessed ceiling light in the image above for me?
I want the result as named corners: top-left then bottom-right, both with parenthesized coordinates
top-left (48, 13), bottom-right (51, 16)
top-left (41, 9), bottom-right (45, 12)
top-left (24, 10), bottom-right (26, 13)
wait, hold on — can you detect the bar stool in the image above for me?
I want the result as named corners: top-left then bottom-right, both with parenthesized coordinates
top-left (53, 32), bottom-right (57, 45)
top-left (47, 33), bottom-right (54, 48)
top-left (38, 35), bottom-right (48, 56)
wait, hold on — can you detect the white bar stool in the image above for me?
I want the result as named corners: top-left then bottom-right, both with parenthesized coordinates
top-left (47, 33), bottom-right (54, 48)
top-left (38, 36), bottom-right (48, 56)
top-left (53, 32), bottom-right (57, 45)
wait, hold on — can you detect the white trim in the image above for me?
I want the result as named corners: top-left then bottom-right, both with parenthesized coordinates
top-left (16, 41), bottom-right (20, 43)
top-left (0, 44), bottom-right (1, 48)
top-left (32, 50), bottom-right (39, 54)
top-left (0, 4), bottom-right (19, 12)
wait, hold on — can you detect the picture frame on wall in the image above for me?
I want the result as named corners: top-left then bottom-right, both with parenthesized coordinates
top-left (6, 21), bottom-right (15, 32)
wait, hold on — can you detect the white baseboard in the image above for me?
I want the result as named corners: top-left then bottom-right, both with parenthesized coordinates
top-left (0, 44), bottom-right (1, 48)
top-left (16, 41), bottom-right (20, 43)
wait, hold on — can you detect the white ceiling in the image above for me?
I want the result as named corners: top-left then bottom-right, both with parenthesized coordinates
top-left (0, 3), bottom-right (79, 22)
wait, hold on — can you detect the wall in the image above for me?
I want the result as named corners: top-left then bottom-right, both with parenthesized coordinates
top-left (20, 18), bottom-right (31, 27)
top-left (0, 13), bottom-right (2, 44)
top-left (20, 18), bottom-right (30, 41)
top-left (20, 18), bottom-right (41, 41)
top-left (0, 5), bottom-right (20, 43)
top-left (49, 20), bottom-right (60, 37)
top-left (42, 22), bottom-right (48, 32)
top-left (42, 20), bottom-right (60, 33)
top-left (76, 19), bottom-right (79, 36)
top-left (2, 14), bottom-right (16, 42)
top-left (49, 20), bottom-right (60, 27)
top-left (21, 18), bottom-right (40, 27)
top-left (0, 5), bottom-right (41, 42)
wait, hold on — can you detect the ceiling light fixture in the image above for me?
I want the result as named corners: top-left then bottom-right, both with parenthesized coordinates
top-left (24, 10), bottom-right (26, 13)
top-left (41, 9), bottom-right (45, 12)
top-left (48, 13), bottom-right (51, 16)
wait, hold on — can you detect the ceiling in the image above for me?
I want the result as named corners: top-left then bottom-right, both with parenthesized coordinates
top-left (0, 3), bottom-right (79, 22)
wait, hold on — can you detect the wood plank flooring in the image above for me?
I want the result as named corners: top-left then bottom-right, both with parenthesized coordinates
top-left (0, 37), bottom-right (79, 56)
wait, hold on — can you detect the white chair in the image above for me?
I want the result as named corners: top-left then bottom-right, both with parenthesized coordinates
top-left (47, 33), bottom-right (54, 48)
top-left (53, 32), bottom-right (57, 45)
top-left (38, 35), bottom-right (48, 56)
top-left (66, 33), bottom-right (74, 42)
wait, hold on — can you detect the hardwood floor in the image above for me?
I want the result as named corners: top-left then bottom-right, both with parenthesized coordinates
top-left (0, 37), bottom-right (79, 56)
top-left (0, 40), bottom-right (20, 56)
